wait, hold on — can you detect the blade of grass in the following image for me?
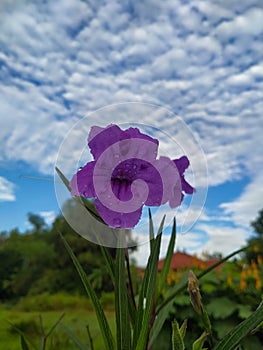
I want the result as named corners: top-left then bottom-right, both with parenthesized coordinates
top-left (115, 240), bottom-right (131, 350)
top-left (46, 313), bottom-right (65, 337)
top-left (21, 335), bottom-right (30, 350)
top-left (86, 325), bottom-right (94, 350)
top-left (6, 321), bottom-right (38, 350)
top-left (132, 216), bottom-right (165, 350)
top-left (214, 300), bottom-right (263, 350)
top-left (60, 323), bottom-right (89, 350)
top-left (58, 231), bottom-right (115, 350)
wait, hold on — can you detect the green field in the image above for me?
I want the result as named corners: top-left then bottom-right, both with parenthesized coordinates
top-left (0, 306), bottom-right (115, 350)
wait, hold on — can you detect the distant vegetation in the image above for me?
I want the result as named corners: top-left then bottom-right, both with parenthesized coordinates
top-left (0, 207), bottom-right (263, 348)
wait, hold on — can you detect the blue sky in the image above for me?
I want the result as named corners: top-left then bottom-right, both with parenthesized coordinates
top-left (0, 0), bottom-right (263, 265)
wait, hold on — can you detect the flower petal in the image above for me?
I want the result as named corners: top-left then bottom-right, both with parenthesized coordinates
top-left (94, 199), bottom-right (143, 229)
top-left (88, 124), bottom-right (159, 161)
top-left (173, 156), bottom-right (190, 174)
top-left (70, 161), bottom-right (96, 198)
top-left (181, 177), bottom-right (195, 194)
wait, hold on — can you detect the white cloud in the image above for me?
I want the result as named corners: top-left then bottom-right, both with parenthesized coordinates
top-left (220, 172), bottom-right (263, 227)
top-left (216, 7), bottom-right (263, 39)
top-left (0, 1), bottom-right (262, 187)
top-left (192, 223), bottom-right (249, 257)
top-left (0, 177), bottom-right (16, 201)
top-left (131, 219), bottom-right (249, 267)
top-left (39, 211), bottom-right (56, 226)
top-left (0, 0), bottom-right (263, 255)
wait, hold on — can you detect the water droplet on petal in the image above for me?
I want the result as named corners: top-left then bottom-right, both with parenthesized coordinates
top-left (133, 164), bottom-right (137, 169)
top-left (114, 154), bottom-right (120, 159)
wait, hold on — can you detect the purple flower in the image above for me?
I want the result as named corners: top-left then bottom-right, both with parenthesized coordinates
top-left (70, 124), bottom-right (195, 229)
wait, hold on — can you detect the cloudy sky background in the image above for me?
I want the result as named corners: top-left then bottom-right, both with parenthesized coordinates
top-left (0, 0), bottom-right (263, 265)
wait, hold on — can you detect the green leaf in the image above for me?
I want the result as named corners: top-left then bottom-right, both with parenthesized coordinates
top-left (214, 300), bottom-right (263, 350)
top-left (172, 320), bottom-right (184, 350)
top-left (58, 231), bottom-right (115, 350)
top-left (149, 302), bottom-right (171, 348)
top-left (115, 240), bottom-right (131, 350)
top-left (237, 304), bottom-right (252, 319)
top-left (206, 297), bottom-right (238, 319)
top-left (20, 335), bottom-right (30, 350)
top-left (158, 218), bottom-right (176, 295)
top-left (148, 208), bottom-right (154, 253)
top-left (149, 274), bottom-right (188, 347)
top-left (192, 331), bottom-right (207, 350)
top-left (60, 323), bottom-right (88, 350)
top-left (179, 320), bottom-right (187, 339)
top-left (99, 244), bottom-right (115, 285)
top-left (99, 236), bottom-right (136, 327)
top-left (133, 216), bottom-right (165, 350)
top-left (55, 166), bottom-right (71, 192)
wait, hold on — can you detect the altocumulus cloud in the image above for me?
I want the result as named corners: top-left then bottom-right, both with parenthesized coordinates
top-left (0, 0), bottom-right (263, 259)
top-left (0, 177), bottom-right (15, 202)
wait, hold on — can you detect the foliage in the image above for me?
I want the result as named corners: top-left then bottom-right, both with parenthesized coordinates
top-left (0, 207), bottom-right (121, 300)
top-left (245, 209), bottom-right (263, 263)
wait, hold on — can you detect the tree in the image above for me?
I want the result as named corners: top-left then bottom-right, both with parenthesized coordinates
top-left (27, 213), bottom-right (46, 232)
top-left (246, 209), bottom-right (263, 264)
top-left (251, 209), bottom-right (263, 236)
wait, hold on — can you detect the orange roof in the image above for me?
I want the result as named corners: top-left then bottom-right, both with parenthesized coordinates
top-left (157, 251), bottom-right (222, 271)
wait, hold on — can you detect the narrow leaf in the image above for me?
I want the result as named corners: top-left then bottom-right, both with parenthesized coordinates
top-left (133, 216), bottom-right (165, 350)
top-left (46, 313), bottom-right (65, 337)
top-left (148, 208), bottom-right (155, 253)
top-left (115, 242), bottom-right (131, 350)
top-left (214, 300), bottom-right (263, 350)
top-left (149, 302), bottom-right (171, 348)
top-left (86, 325), bottom-right (94, 350)
top-left (20, 335), bottom-right (30, 350)
top-left (193, 331), bottom-right (207, 350)
top-left (180, 320), bottom-right (188, 339)
top-left (6, 320), bottom-right (38, 350)
top-left (172, 320), bottom-right (184, 350)
top-left (55, 166), bottom-right (71, 191)
top-left (100, 244), bottom-right (115, 285)
top-left (60, 323), bottom-right (88, 350)
top-left (58, 231), bottom-right (115, 350)
top-left (158, 218), bottom-right (176, 295)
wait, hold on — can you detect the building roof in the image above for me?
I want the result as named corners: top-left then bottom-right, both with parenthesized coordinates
top-left (157, 251), bottom-right (222, 271)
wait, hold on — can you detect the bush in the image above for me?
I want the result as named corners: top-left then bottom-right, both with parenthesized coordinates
top-left (15, 292), bottom-right (93, 311)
